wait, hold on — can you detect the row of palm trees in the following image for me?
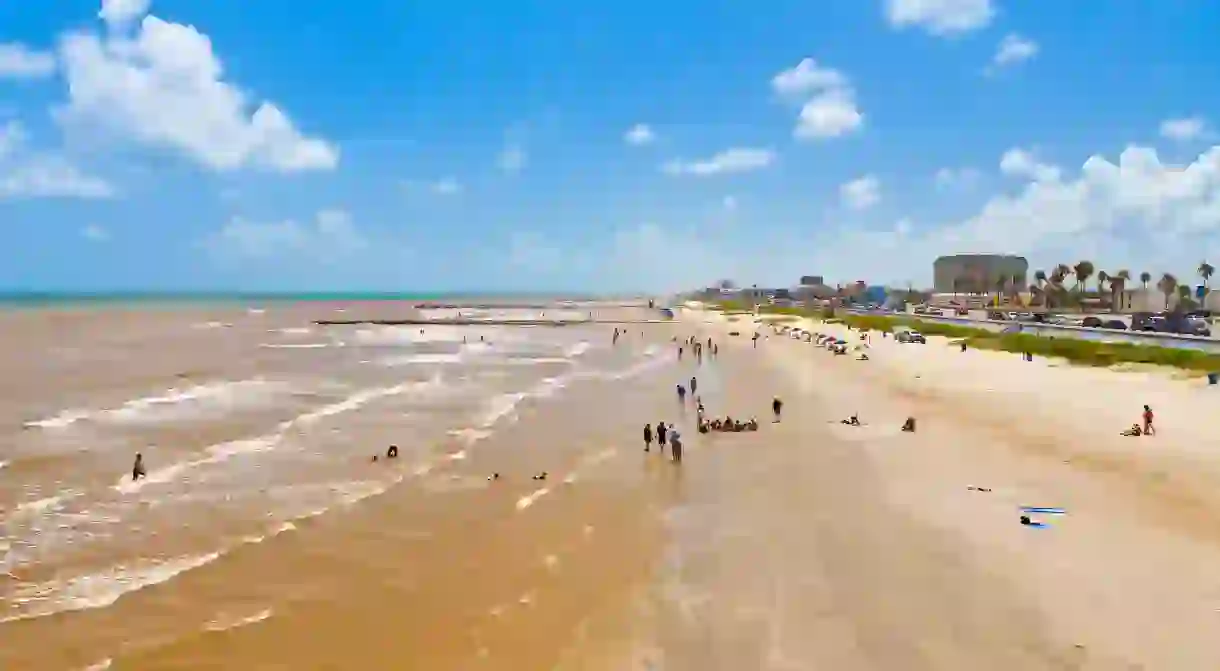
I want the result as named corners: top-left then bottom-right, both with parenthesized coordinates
top-left (953, 261), bottom-right (1216, 311)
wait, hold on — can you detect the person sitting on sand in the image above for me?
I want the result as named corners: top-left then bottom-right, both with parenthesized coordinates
top-left (387, 445), bottom-right (399, 459)
top-left (857, 352), bottom-right (869, 361)
top-left (488, 473), bottom-right (501, 481)
top-left (533, 472), bottom-right (548, 481)
top-left (745, 418), bottom-right (759, 431)
top-left (1121, 424), bottom-right (1142, 437)
top-left (841, 414), bottom-right (860, 426)
top-left (733, 420), bottom-right (746, 431)
top-left (901, 417), bottom-right (916, 433)
top-left (710, 419), bottom-right (723, 431)
top-left (132, 453), bottom-right (146, 481)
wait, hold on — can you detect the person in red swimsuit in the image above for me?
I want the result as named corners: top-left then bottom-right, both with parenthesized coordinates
top-left (1142, 405), bottom-right (1156, 436)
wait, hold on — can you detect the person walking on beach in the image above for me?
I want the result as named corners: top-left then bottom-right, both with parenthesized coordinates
top-left (676, 384), bottom-right (686, 404)
top-left (772, 397), bottom-right (783, 423)
top-left (678, 346), bottom-right (684, 361)
top-left (690, 376), bottom-right (698, 395)
top-left (752, 332), bottom-right (760, 349)
top-left (644, 423), bottom-right (654, 452)
top-left (1142, 404), bottom-right (1156, 436)
top-left (131, 453), bottom-right (146, 482)
top-left (657, 422), bottom-right (668, 455)
top-left (670, 428), bottom-right (683, 463)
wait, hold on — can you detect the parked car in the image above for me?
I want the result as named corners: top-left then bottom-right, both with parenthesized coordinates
top-left (1101, 319), bottom-right (1127, 330)
top-left (897, 330), bottom-right (926, 343)
top-left (1080, 316), bottom-right (1103, 328)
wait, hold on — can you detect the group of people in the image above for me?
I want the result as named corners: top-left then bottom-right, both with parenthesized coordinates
top-left (1120, 404), bottom-right (1157, 437)
top-left (699, 417), bottom-right (759, 433)
top-left (643, 421), bottom-right (683, 462)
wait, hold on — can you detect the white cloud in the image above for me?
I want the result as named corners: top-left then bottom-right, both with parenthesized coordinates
top-left (723, 195), bottom-right (738, 211)
top-left (624, 123), bottom-right (655, 146)
top-left (0, 43), bottom-right (56, 79)
top-left (98, 0), bottom-right (152, 28)
top-left (991, 33), bottom-right (1039, 69)
top-left (934, 166), bottom-right (979, 189)
top-left (771, 59), bottom-right (847, 98)
top-left (82, 224), bottom-right (109, 241)
top-left (0, 120), bottom-right (116, 200)
top-left (55, 12), bottom-right (338, 172)
top-left (885, 0), bottom-right (995, 35)
top-left (1160, 117), bottom-right (1208, 142)
top-left (796, 91), bottom-right (864, 139)
top-left (772, 58), bottom-right (863, 140)
top-left (497, 144), bottom-right (527, 173)
top-left (204, 209), bottom-right (367, 260)
top-left (0, 159), bottom-right (117, 199)
top-left (840, 175), bottom-right (881, 210)
top-left (662, 147), bottom-right (776, 176)
top-left (804, 143), bottom-right (1220, 287)
top-left (999, 147), bottom-right (1061, 182)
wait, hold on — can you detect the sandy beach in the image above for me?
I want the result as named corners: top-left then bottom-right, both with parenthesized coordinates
top-left (5, 300), bottom-right (1220, 669)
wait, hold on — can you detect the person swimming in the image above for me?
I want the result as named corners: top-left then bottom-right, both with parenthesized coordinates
top-left (131, 453), bottom-right (146, 481)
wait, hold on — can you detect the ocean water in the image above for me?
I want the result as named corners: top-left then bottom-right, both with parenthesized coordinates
top-left (0, 299), bottom-right (675, 668)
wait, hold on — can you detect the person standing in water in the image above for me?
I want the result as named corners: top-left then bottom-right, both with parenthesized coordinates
top-left (131, 453), bottom-right (146, 481)
top-left (772, 397), bottom-right (783, 423)
top-left (644, 423), bottom-right (654, 452)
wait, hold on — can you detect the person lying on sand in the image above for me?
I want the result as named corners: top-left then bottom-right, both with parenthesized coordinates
top-left (1121, 424), bottom-right (1143, 437)
top-left (901, 417), bottom-right (916, 433)
top-left (131, 453), bottom-right (146, 481)
top-left (488, 473), bottom-right (501, 481)
top-left (841, 414), bottom-right (861, 426)
top-left (533, 472), bottom-right (548, 481)
top-left (857, 353), bottom-right (870, 361)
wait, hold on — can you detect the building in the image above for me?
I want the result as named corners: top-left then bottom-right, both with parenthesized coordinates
top-left (933, 254), bottom-right (1029, 294)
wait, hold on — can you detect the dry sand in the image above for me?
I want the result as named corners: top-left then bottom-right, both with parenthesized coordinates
top-left (705, 308), bottom-right (1220, 669)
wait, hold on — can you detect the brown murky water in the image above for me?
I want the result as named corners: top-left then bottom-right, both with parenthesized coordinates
top-left (0, 301), bottom-right (689, 669)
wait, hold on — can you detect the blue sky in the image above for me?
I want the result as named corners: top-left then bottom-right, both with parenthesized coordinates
top-left (3, 0), bottom-right (1220, 293)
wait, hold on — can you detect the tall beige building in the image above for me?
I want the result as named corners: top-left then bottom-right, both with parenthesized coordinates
top-left (933, 254), bottom-right (1029, 293)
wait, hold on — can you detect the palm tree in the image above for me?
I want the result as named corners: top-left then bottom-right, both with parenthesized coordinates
top-left (1073, 261), bottom-right (1095, 293)
top-left (1199, 261), bottom-right (1214, 299)
top-left (1157, 273), bottom-right (1178, 310)
top-left (1139, 271), bottom-right (1151, 290)
top-left (1097, 270), bottom-right (1109, 294)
